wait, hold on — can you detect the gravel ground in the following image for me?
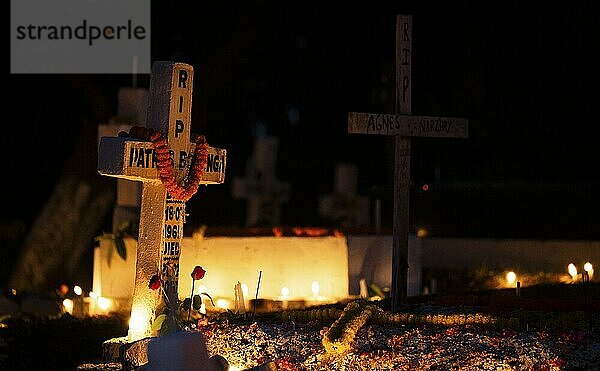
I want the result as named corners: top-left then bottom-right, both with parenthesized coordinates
top-left (3, 284), bottom-right (599, 370)
top-left (201, 320), bottom-right (600, 370)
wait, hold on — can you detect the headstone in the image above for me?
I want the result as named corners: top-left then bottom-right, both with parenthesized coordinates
top-left (98, 87), bottom-right (149, 225)
top-left (348, 15), bottom-right (468, 310)
top-left (98, 61), bottom-right (227, 340)
top-left (318, 163), bottom-right (369, 227)
top-left (94, 87), bottom-right (148, 304)
top-left (232, 136), bottom-right (291, 226)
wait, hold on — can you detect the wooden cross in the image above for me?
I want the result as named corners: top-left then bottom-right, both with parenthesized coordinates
top-left (98, 61), bottom-right (227, 340)
top-left (348, 16), bottom-right (468, 311)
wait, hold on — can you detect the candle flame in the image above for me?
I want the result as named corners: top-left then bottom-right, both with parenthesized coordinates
top-left (97, 297), bottom-right (111, 311)
top-left (280, 287), bottom-right (290, 297)
top-left (62, 299), bottom-right (74, 314)
top-left (311, 281), bottom-right (320, 296)
top-left (568, 263), bottom-right (578, 279)
top-left (584, 262), bottom-right (594, 280)
top-left (506, 271), bottom-right (516, 285)
top-left (216, 299), bottom-right (229, 309)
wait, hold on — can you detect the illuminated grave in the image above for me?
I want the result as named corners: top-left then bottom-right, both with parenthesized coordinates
top-left (91, 229), bottom-right (428, 314)
top-left (98, 61), bottom-right (226, 341)
top-left (179, 233), bottom-right (349, 309)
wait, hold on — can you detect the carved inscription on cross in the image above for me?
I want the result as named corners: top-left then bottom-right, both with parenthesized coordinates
top-left (98, 61), bottom-right (226, 340)
top-left (348, 16), bottom-right (468, 311)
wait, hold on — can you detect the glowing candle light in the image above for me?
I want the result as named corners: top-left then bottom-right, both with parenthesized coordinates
top-left (73, 285), bottom-right (83, 296)
top-left (568, 263), bottom-right (578, 280)
top-left (97, 297), bottom-right (111, 312)
top-left (199, 302), bottom-right (206, 315)
top-left (128, 304), bottom-right (151, 341)
top-left (62, 299), bottom-right (74, 315)
top-left (280, 287), bottom-right (290, 298)
top-left (196, 285), bottom-right (209, 295)
top-left (241, 283), bottom-right (249, 297)
top-left (89, 291), bottom-right (98, 300)
top-left (506, 271), bottom-right (516, 285)
top-left (584, 262), bottom-right (594, 280)
top-left (311, 281), bottom-right (320, 297)
top-left (216, 299), bottom-right (229, 309)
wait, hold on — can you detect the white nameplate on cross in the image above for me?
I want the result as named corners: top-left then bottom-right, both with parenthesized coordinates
top-left (98, 61), bottom-right (226, 341)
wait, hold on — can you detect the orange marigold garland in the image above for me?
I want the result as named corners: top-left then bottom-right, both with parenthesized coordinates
top-left (122, 126), bottom-right (209, 202)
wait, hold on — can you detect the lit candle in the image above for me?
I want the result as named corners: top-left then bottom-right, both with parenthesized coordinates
top-left (311, 281), bottom-right (320, 297)
top-left (73, 285), bottom-right (84, 317)
top-left (584, 262), bottom-right (594, 280)
top-left (97, 297), bottom-right (111, 313)
top-left (88, 291), bottom-right (98, 315)
top-left (280, 287), bottom-right (290, 309)
top-left (216, 299), bottom-right (229, 310)
top-left (506, 271), bottom-right (516, 286)
top-left (359, 279), bottom-right (369, 298)
top-left (62, 299), bottom-right (74, 315)
top-left (568, 263), bottom-right (578, 280)
top-left (234, 282), bottom-right (246, 314)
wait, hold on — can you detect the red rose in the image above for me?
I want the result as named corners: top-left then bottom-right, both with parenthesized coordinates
top-left (191, 265), bottom-right (206, 280)
top-left (148, 274), bottom-right (161, 290)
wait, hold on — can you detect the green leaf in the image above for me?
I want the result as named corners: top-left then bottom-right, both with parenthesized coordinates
top-left (115, 237), bottom-right (127, 261)
top-left (181, 297), bottom-right (191, 310)
top-left (159, 321), bottom-right (171, 336)
top-left (151, 314), bottom-right (167, 333)
top-left (192, 295), bottom-right (202, 310)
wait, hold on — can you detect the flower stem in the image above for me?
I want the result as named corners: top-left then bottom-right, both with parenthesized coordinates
top-left (188, 279), bottom-right (195, 322)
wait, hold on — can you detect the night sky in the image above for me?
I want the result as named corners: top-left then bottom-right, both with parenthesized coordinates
top-left (5, 2), bottom-right (599, 243)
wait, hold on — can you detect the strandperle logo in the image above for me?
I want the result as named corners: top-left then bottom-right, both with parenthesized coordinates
top-left (11, 0), bottom-right (150, 74)
top-left (15, 19), bottom-right (147, 46)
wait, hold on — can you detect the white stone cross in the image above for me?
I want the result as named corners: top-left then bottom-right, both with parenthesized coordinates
top-left (317, 163), bottom-right (369, 227)
top-left (231, 136), bottom-right (290, 226)
top-left (98, 61), bottom-right (226, 340)
top-left (348, 16), bottom-right (468, 311)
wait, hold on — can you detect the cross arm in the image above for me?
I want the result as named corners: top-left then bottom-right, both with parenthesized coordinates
top-left (348, 112), bottom-right (468, 138)
top-left (98, 136), bottom-right (226, 184)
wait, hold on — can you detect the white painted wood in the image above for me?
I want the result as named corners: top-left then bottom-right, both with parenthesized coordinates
top-left (98, 62), bottom-right (226, 340)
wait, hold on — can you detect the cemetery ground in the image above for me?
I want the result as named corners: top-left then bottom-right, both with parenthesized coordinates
top-left (1, 282), bottom-right (599, 370)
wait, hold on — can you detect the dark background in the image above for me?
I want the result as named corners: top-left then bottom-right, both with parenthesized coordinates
top-left (4, 1), bottom-right (599, 254)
